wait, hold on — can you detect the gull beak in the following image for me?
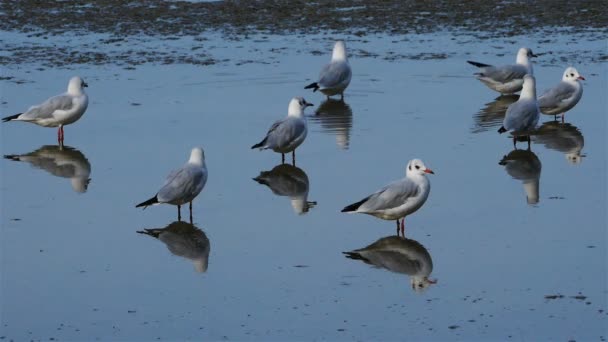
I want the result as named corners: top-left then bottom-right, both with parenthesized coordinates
top-left (304, 101), bottom-right (314, 107)
top-left (531, 53), bottom-right (538, 58)
top-left (83, 82), bottom-right (89, 88)
top-left (424, 168), bottom-right (435, 174)
top-left (577, 75), bottom-right (585, 81)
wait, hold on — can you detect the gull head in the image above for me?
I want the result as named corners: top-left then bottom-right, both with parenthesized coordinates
top-left (563, 66), bottom-right (585, 82)
top-left (288, 96), bottom-right (314, 117)
top-left (189, 147), bottom-right (205, 165)
top-left (520, 74), bottom-right (537, 99)
top-left (68, 76), bottom-right (88, 95)
top-left (566, 152), bottom-right (584, 165)
top-left (406, 159), bottom-right (434, 177)
top-left (411, 276), bottom-right (437, 293)
top-left (331, 40), bottom-right (348, 61)
top-left (517, 47), bottom-right (537, 60)
top-left (71, 177), bottom-right (91, 193)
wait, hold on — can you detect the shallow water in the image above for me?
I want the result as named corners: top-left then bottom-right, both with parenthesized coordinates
top-left (1, 30), bottom-right (606, 341)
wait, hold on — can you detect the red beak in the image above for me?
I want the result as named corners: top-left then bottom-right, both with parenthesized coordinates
top-left (578, 75), bottom-right (585, 81)
top-left (424, 169), bottom-right (435, 174)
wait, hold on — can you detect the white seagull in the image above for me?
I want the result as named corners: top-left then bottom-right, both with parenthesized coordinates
top-left (253, 164), bottom-right (317, 215)
top-left (305, 40), bottom-right (352, 100)
top-left (136, 147), bottom-right (208, 221)
top-left (341, 159), bottom-right (434, 237)
top-left (498, 74), bottom-right (540, 147)
top-left (251, 97), bottom-right (313, 165)
top-left (538, 67), bottom-right (584, 122)
top-left (467, 47), bottom-right (536, 94)
top-left (2, 76), bottom-right (89, 143)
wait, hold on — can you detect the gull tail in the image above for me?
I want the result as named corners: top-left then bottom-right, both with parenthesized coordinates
top-left (305, 82), bottom-right (319, 92)
top-left (4, 155), bottom-right (21, 161)
top-left (136, 195), bottom-right (158, 208)
top-left (343, 251), bottom-right (370, 262)
top-left (467, 60), bottom-right (491, 68)
top-left (2, 113), bottom-right (22, 122)
top-left (136, 228), bottom-right (162, 238)
top-left (498, 126), bottom-right (507, 134)
top-left (341, 196), bottom-right (369, 213)
top-left (251, 138), bottom-right (267, 150)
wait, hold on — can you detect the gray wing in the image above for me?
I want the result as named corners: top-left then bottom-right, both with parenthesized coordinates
top-left (479, 64), bottom-right (527, 83)
top-left (538, 82), bottom-right (577, 109)
top-left (266, 118), bottom-right (306, 149)
top-left (504, 100), bottom-right (539, 131)
top-left (158, 165), bottom-right (205, 203)
top-left (360, 179), bottom-right (420, 212)
top-left (21, 94), bottom-right (75, 120)
top-left (318, 61), bottom-right (351, 88)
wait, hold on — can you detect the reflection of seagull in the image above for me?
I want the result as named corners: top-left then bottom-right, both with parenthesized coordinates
top-left (344, 236), bottom-right (436, 293)
top-left (253, 164), bottom-right (316, 215)
top-left (305, 40), bottom-right (352, 100)
top-left (499, 149), bottom-right (542, 205)
top-left (467, 47), bottom-right (536, 94)
top-left (136, 147), bottom-right (208, 221)
top-left (251, 97), bottom-right (313, 165)
top-left (4, 144), bottom-right (91, 193)
top-left (309, 99), bottom-right (353, 149)
top-left (138, 221), bottom-right (210, 273)
top-left (534, 121), bottom-right (585, 165)
top-left (2, 76), bottom-right (89, 143)
top-left (471, 95), bottom-right (518, 133)
top-left (341, 159), bottom-right (434, 237)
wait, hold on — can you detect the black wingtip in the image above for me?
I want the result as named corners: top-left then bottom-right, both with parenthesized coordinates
top-left (136, 195), bottom-right (158, 208)
top-left (467, 60), bottom-right (492, 68)
top-left (304, 82), bottom-right (319, 92)
top-left (4, 155), bottom-right (19, 161)
top-left (341, 196), bottom-right (368, 213)
top-left (343, 251), bottom-right (370, 262)
top-left (136, 228), bottom-right (161, 238)
top-left (2, 113), bottom-right (22, 122)
top-left (251, 137), bottom-right (267, 149)
top-left (498, 126), bottom-right (507, 134)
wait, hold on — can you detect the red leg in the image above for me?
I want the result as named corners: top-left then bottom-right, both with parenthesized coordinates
top-left (400, 218), bottom-right (405, 237)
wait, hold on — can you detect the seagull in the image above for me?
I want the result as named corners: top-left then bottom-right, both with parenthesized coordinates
top-left (344, 235), bottom-right (436, 293)
top-left (305, 40), bottom-right (352, 100)
top-left (253, 163), bottom-right (317, 215)
top-left (4, 144), bottom-right (91, 193)
top-left (251, 97), bottom-right (313, 165)
top-left (534, 121), bottom-right (585, 165)
top-left (136, 147), bottom-right (208, 221)
top-left (499, 148), bottom-right (542, 205)
top-left (2, 76), bottom-right (89, 143)
top-left (538, 67), bottom-right (584, 122)
top-left (309, 98), bottom-right (353, 149)
top-left (498, 74), bottom-right (540, 147)
top-left (138, 221), bottom-right (210, 273)
top-left (467, 47), bottom-right (536, 94)
top-left (341, 159), bottom-right (434, 237)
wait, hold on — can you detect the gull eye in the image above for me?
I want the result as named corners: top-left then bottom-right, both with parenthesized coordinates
top-left (415, 165), bottom-right (420, 170)
top-left (570, 73), bottom-right (574, 77)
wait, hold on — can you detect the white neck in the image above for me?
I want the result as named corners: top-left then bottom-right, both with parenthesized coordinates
top-left (67, 82), bottom-right (84, 96)
top-left (332, 42), bottom-right (348, 62)
top-left (523, 180), bottom-right (539, 205)
top-left (516, 52), bottom-right (532, 74)
top-left (288, 100), bottom-right (304, 117)
top-left (520, 78), bottom-right (537, 100)
top-left (189, 149), bottom-right (205, 166)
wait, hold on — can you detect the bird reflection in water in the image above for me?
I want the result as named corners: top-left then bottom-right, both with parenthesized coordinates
top-left (137, 221), bottom-right (210, 273)
top-left (4, 144), bottom-right (91, 193)
top-left (309, 99), bottom-right (353, 150)
top-left (471, 95), bottom-right (519, 134)
top-left (344, 235), bottom-right (436, 293)
top-left (499, 148), bottom-right (542, 205)
top-left (534, 121), bottom-right (585, 165)
top-left (253, 163), bottom-right (317, 215)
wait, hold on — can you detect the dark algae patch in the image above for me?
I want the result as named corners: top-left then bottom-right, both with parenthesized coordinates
top-left (0, 0), bottom-right (606, 67)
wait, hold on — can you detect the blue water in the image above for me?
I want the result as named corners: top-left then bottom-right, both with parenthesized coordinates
top-left (1, 31), bottom-right (606, 341)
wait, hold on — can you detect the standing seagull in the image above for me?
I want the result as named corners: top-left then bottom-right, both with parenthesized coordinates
top-left (2, 76), bottom-right (89, 143)
top-left (305, 40), bottom-right (352, 100)
top-left (467, 47), bottom-right (536, 94)
top-left (498, 74), bottom-right (540, 147)
top-left (136, 147), bottom-right (208, 221)
top-left (251, 97), bottom-right (313, 165)
top-left (341, 159), bottom-right (434, 237)
top-left (538, 67), bottom-right (584, 122)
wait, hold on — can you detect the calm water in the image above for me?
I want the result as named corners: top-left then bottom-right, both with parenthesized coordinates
top-left (1, 31), bottom-right (606, 341)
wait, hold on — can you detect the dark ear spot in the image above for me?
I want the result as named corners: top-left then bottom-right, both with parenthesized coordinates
top-left (408, 165), bottom-right (412, 171)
